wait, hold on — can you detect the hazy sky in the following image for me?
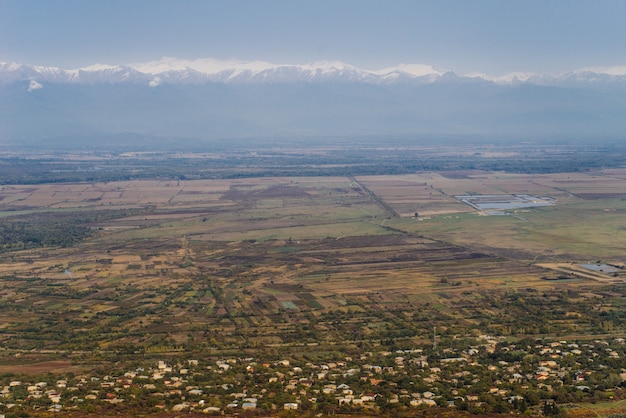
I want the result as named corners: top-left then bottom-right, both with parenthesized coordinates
top-left (1, 0), bottom-right (625, 75)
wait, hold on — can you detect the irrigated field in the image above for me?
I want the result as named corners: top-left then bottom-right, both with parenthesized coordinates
top-left (0, 171), bottom-right (625, 368)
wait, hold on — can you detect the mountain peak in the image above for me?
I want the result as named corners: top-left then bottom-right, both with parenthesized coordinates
top-left (1, 58), bottom-right (626, 87)
top-left (2, 58), bottom-right (626, 141)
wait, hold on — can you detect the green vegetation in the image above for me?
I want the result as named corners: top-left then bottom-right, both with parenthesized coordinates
top-left (0, 140), bottom-right (625, 416)
top-left (0, 209), bottom-right (151, 253)
top-left (392, 198), bottom-right (626, 261)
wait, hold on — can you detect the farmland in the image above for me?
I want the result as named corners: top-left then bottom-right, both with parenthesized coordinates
top-left (1, 142), bottom-right (626, 416)
top-left (1, 169), bottom-right (626, 353)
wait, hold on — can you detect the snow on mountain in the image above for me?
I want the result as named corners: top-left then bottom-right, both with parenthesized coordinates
top-left (0, 58), bottom-right (451, 86)
top-left (468, 71), bottom-right (539, 85)
top-left (27, 80), bottom-right (43, 92)
top-left (476, 66), bottom-right (626, 86)
top-left (578, 65), bottom-right (626, 76)
top-left (130, 57), bottom-right (277, 75)
top-left (72, 64), bottom-right (150, 84)
top-left (0, 62), bottom-right (75, 83)
top-left (130, 58), bottom-right (381, 83)
top-left (3, 58), bottom-right (626, 142)
top-left (373, 64), bottom-right (448, 82)
top-left (1, 58), bottom-right (626, 87)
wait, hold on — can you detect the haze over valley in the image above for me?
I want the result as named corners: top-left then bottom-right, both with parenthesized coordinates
top-left (2, 1), bottom-right (626, 417)
top-left (3, 58), bottom-right (626, 141)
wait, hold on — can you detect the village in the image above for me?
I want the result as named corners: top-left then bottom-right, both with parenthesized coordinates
top-left (1, 335), bottom-right (625, 416)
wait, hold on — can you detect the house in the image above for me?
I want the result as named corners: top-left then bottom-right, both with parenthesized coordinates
top-left (540, 360), bottom-right (558, 368)
top-left (411, 399), bottom-right (437, 407)
top-left (172, 402), bottom-right (189, 412)
top-left (203, 406), bottom-right (221, 413)
top-left (510, 373), bottom-right (524, 383)
top-left (361, 393), bottom-right (376, 402)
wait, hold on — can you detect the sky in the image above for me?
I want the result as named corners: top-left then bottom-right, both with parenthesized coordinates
top-left (1, 0), bottom-right (626, 75)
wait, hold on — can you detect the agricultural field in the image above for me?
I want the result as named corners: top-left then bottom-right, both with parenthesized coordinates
top-left (1, 171), bottom-right (625, 353)
top-left (361, 169), bottom-right (626, 262)
top-left (1, 167), bottom-right (626, 416)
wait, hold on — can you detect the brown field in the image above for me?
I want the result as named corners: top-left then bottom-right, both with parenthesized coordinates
top-left (0, 360), bottom-right (84, 374)
top-left (0, 171), bottom-right (625, 369)
top-left (354, 174), bottom-right (472, 216)
top-left (355, 170), bottom-right (588, 216)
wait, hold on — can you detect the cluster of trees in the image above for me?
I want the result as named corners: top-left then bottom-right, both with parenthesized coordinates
top-left (0, 208), bottom-right (152, 254)
top-left (0, 217), bottom-right (93, 251)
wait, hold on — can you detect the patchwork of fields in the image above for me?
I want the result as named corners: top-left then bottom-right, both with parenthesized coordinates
top-left (0, 170), bottom-right (625, 367)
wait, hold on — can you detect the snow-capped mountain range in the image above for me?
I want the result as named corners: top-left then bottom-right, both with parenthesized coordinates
top-left (2, 57), bottom-right (626, 142)
top-left (2, 57), bottom-right (626, 87)
top-left (0, 58), bottom-right (454, 85)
